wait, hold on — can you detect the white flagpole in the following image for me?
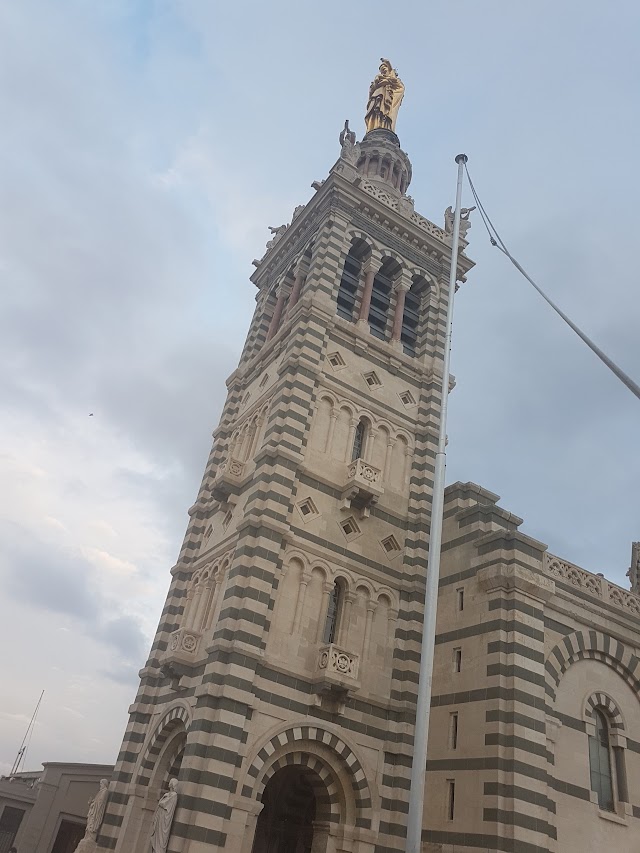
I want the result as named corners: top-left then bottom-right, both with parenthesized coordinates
top-left (405, 154), bottom-right (467, 853)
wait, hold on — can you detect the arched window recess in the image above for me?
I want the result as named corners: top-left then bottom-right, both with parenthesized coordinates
top-left (351, 418), bottom-right (367, 462)
top-left (337, 240), bottom-right (369, 322)
top-left (322, 580), bottom-right (343, 645)
top-left (400, 276), bottom-right (428, 357)
top-left (588, 707), bottom-right (628, 813)
top-left (368, 258), bottom-right (401, 340)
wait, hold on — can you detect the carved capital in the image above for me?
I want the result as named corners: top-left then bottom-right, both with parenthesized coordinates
top-left (393, 273), bottom-right (412, 293)
top-left (362, 251), bottom-right (383, 274)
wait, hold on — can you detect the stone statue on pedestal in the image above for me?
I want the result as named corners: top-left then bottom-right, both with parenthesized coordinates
top-left (444, 206), bottom-right (476, 239)
top-left (339, 120), bottom-right (360, 165)
top-left (72, 779), bottom-right (109, 853)
top-left (266, 224), bottom-right (287, 250)
top-left (150, 778), bottom-right (178, 853)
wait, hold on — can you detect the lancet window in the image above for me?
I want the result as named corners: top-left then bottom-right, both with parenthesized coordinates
top-left (351, 419), bottom-right (367, 461)
top-left (322, 581), bottom-right (342, 645)
top-left (589, 709), bottom-right (615, 811)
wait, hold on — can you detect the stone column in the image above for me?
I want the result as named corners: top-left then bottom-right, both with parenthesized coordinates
top-left (362, 602), bottom-right (376, 660)
top-left (363, 427), bottom-right (377, 464)
top-left (248, 410), bottom-right (265, 459)
top-left (338, 592), bottom-right (356, 646)
top-left (357, 256), bottom-right (381, 325)
top-left (324, 410), bottom-right (339, 454)
top-left (188, 586), bottom-right (202, 631)
top-left (183, 585), bottom-right (195, 629)
top-left (238, 424), bottom-right (252, 463)
top-left (266, 282), bottom-right (289, 342)
top-left (292, 570), bottom-right (310, 634)
top-left (344, 418), bottom-right (358, 462)
top-left (194, 578), bottom-right (214, 631)
top-left (311, 822), bottom-right (332, 853)
top-left (286, 259), bottom-right (308, 314)
top-left (231, 796), bottom-right (265, 853)
top-left (390, 275), bottom-right (411, 347)
top-left (383, 437), bottom-right (396, 482)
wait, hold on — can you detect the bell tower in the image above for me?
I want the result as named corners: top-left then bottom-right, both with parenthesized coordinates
top-left (97, 61), bottom-right (474, 853)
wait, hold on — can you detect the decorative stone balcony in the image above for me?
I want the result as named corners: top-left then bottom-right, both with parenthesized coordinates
top-left (316, 643), bottom-right (361, 693)
top-left (341, 458), bottom-right (384, 517)
top-left (211, 458), bottom-right (245, 502)
top-left (164, 627), bottom-right (202, 666)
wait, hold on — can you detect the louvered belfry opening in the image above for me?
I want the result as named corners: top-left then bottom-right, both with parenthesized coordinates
top-left (337, 238), bottom-right (369, 322)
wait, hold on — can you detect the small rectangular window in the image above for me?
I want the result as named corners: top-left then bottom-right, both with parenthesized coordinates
top-left (449, 712), bottom-right (459, 750)
top-left (446, 780), bottom-right (456, 821)
top-left (456, 587), bottom-right (464, 612)
top-left (453, 647), bottom-right (462, 673)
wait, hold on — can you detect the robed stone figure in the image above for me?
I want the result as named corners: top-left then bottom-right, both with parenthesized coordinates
top-left (150, 778), bottom-right (178, 853)
top-left (72, 779), bottom-right (109, 853)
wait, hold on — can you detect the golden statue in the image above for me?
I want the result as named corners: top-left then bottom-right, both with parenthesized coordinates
top-left (365, 59), bottom-right (405, 134)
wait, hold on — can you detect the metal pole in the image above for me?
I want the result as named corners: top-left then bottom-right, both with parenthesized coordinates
top-left (405, 154), bottom-right (467, 853)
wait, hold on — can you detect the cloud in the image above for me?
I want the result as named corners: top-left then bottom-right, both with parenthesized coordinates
top-left (1, 524), bottom-right (146, 664)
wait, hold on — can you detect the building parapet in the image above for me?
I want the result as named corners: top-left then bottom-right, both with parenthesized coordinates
top-left (544, 552), bottom-right (640, 617)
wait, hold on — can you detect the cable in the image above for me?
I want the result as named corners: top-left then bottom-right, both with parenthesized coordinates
top-left (464, 165), bottom-right (640, 403)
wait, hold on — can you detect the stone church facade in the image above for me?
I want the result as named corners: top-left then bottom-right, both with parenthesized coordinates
top-left (94, 87), bottom-right (640, 853)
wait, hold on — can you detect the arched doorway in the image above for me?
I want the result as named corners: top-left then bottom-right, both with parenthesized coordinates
top-left (251, 766), bottom-right (321, 853)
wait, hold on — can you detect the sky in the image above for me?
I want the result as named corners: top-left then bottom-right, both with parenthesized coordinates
top-left (1, 0), bottom-right (638, 775)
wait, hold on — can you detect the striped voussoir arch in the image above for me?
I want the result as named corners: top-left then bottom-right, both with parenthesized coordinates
top-left (242, 726), bottom-right (372, 828)
top-left (136, 704), bottom-right (191, 785)
top-left (585, 692), bottom-right (626, 730)
top-left (545, 630), bottom-right (640, 702)
top-left (258, 751), bottom-right (340, 825)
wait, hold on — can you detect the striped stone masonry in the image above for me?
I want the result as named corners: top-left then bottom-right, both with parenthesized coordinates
top-left (429, 483), bottom-right (640, 853)
top-left (97, 137), bottom-right (475, 853)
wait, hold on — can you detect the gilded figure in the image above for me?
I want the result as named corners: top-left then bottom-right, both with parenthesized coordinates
top-left (365, 59), bottom-right (405, 134)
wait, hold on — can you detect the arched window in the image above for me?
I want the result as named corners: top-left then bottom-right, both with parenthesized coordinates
top-left (351, 419), bottom-right (367, 461)
top-left (337, 243), bottom-right (366, 321)
top-left (322, 581), bottom-right (342, 645)
top-left (401, 280), bottom-right (422, 357)
top-left (589, 710), bottom-right (614, 811)
top-left (368, 258), bottom-right (401, 340)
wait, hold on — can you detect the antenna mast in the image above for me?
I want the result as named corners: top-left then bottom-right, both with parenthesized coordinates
top-left (10, 690), bottom-right (44, 776)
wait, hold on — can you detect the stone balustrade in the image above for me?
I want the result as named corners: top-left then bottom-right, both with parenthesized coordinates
top-left (544, 553), bottom-right (640, 617)
top-left (316, 643), bottom-right (360, 693)
top-left (211, 457), bottom-right (245, 502)
top-left (346, 458), bottom-right (381, 486)
top-left (342, 458), bottom-right (384, 516)
top-left (165, 627), bottom-right (202, 665)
